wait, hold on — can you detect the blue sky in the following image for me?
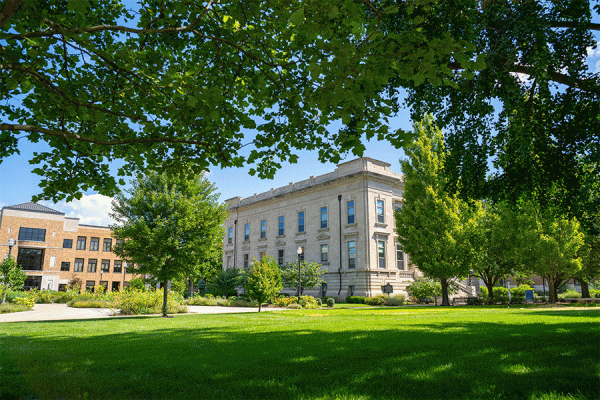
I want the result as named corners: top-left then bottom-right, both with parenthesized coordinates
top-left (1, 13), bottom-right (599, 226)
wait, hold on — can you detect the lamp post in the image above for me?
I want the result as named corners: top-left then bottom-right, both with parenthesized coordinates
top-left (7, 237), bottom-right (15, 258)
top-left (296, 246), bottom-right (303, 303)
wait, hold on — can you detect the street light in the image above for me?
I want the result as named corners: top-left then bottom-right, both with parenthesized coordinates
top-left (296, 246), bottom-right (303, 303)
top-left (7, 237), bottom-right (15, 258)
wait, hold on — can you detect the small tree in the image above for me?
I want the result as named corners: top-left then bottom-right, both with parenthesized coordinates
top-left (574, 234), bottom-right (600, 298)
top-left (281, 261), bottom-right (325, 296)
top-left (1, 257), bottom-right (26, 304)
top-left (406, 277), bottom-right (441, 304)
top-left (207, 269), bottom-right (244, 298)
top-left (111, 170), bottom-right (227, 317)
top-left (246, 256), bottom-right (283, 312)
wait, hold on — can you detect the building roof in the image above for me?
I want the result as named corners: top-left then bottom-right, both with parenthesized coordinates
top-left (3, 202), bottom-right (65, 215)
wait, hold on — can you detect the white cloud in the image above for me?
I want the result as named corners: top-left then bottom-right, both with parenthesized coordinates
top-left (42, 194), bottom-right (116, 227)
top-left (586, 42), bottom-right (600, 58)
top-left (509, 71), bottom-right (532, 84)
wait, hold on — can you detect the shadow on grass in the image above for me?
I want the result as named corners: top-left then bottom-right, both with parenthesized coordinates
top-left (0, 313), bottom-right (598, 400)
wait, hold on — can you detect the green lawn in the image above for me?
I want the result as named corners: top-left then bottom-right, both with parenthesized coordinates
top-left (0, 306), bottom-right (598, 400)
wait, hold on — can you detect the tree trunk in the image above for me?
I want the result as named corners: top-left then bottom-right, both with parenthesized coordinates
top-left (548, 277), bottom-right (559, 303)
top-left (162, 279), bottom-right (168, 317)
top-left (258, 302), bottom-right (262, 312)
top-left (440, 279), bottom-right (450, 306)
top-left (577, 278), bottom-right (590, 298)
top-left (1, 287), bottom-right (6, 305)
top-left (485, 281), bottom-right (495, 305)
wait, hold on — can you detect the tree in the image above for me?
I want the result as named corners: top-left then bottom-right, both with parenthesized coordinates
top-left (245, 256), bottom-right (283, 312)
top-left (395, 117), bottom-right (475, 306)
top-left (406, 277), bottom-right (441, 304)
top-left (206, 268), bottom-right (244, 298)
top-left (573, 234), bottom-right (600, 298)
top-left (470, 202), bottom-right (523, 304)
top-left (111, 170), bottom-right (227, 317)
top-left (0, 256), bottom-right (26, 304)
top-left (1, 0), bottom-right (482, 202)
top-left (520, 200), bottom-right (585, 303)
top-left (281, 261), bottom-right (325, 296)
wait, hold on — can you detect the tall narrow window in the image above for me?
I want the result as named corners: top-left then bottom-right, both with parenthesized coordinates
top-left (113, 261), bottom-right (122, 273)
top-left (320, 207), bottom-right (328, 229)
top-left (76, 236), bottom-right (86, 250)
top-left (278, 216), bottom-right (285, 236)
top-left (74, 258), bottom-right (84, 272)
top-left (260, 220), bottom-right (266, 239)
top-left (278, 249), bottom-right (284, 266)
top-left (347, 200), bottom-right (355, 224)
top-left (376, 200), bottom-right (384, 223)
top-left (89, 237), bottom-right (99, 251)
top-left (103, 238), bottom-right (112, 252)
top-left (378, 240), bottom-right (386, 268)
top-left (227, 256), bottom-right (232, 268)
top-left (87, 259), bottom-right (97, 273)
top-left (244, 224), bottom-right (250, 241)
top-left (228, 227), bottom-right (233, 244)
top-left (298, 212), bottom-right (305, 233)
top-left (396, 245), bottom-right (404, 270)
top-left (348, 241), bottom-right (356, 269)
top-left (299, 247), bottom-right (305, 262)
top-left (260, 252), bottom-right (266, 260)
top-left (101, 259), bottom-right (110, 273)
top-left (320, 244), bottom-right (329, 262)
top-left (243, 254), bottom-right (249, 268)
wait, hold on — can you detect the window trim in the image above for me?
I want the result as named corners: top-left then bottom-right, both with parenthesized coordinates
top-left (320, 244), bottom-right (329, 263)
top-left (378, 240), bottom-right (386, 268)
top-left (376, 199), bottom-right (385, 223)
top-left (348, 240), bottom-right (356, 269)
top-left (278, 216), bottom-right (285, 236)
top-left (244, 223), bottom-right (250, 242)
top-left (320, 207), bottom-right (328, 229)
top-left (347, 200), bottom-right (355, 224)
top-left (298, 211), bottom-right (305, 233)
top-left (260, 220), bottom-right (267, 239)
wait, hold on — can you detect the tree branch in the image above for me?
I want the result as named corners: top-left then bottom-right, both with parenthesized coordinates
top-left (0, 0), bottom-right (20, 29)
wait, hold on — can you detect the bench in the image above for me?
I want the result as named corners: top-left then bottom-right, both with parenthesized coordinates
top-left (452, 297), bottom-right (479, 305)
top-left (561, 298), bottom-right (600, 304)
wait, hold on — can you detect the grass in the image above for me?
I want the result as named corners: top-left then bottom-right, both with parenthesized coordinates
top-left (0, 306), bottom-right (598, 400)
top-left (0, 303), bottom-right (31, 313)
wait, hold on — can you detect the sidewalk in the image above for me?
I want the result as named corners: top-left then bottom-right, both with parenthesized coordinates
top-left (0, 303), bottom-right (273, 323)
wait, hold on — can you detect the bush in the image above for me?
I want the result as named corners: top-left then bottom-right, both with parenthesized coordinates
top-left (272, 296), bottom-right (297, 307)
top-left (346, 296), bottom-right (366, 304)
top-left (115, 289), bottom-right (187, 315)
top-left (13, 296), bottom-right (34, 308)
top-left (326, 297), bottom-right (335, 308)
top-left (509, 285), bottom-right (533, 304)
top-left (299, 296), bottom-right (319, 309)
top-left (406, 278), bottom-right (441, 304)
top-left (365, 295), bottom-right (387, 306)
top-left (4, 290), bottom-right (28, 303)
top-left (589, 290), bottom-right (600, 298)
top-left (31, 290), bottom-right (78, 304)
top-left (69, 300), bottom-right (114, 308)
top-left (385, 294), bottom-right (406, 306)
top-left (0, 302), bottom-right (31, 313)
top-left (479, 286), bottom-right (510, 304)
top-left (287, 303), bottom-right (302, 309)
top-left (316, 298), bottom-right (322, 306)
top-left (558, 290), bottom-right (582, 299)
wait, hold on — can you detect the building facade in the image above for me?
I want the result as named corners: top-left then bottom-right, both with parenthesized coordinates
top-left (223, 158), bottom-right (418, 299)
top-left (0, 202), bottom-right (134, 292)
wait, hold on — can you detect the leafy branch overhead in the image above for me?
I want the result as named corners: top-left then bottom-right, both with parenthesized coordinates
top-left (0, 0), bottom-right (598, 201)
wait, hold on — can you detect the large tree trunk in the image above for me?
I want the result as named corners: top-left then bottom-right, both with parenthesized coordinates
top-left (440, 279), bottom-right (450, 306)
top-left (258, 302), bottom-right (262, 312)
top-left (547, 277), bottom-right (560, 304)
top-left (485, 280), bottom-right (495, 304)
top-left (576, 278), bottom-right (590, 298)
top-left (162, 279), bottom-right (169, 317)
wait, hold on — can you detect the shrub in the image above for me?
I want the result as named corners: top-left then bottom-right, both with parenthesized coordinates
top-left (115, 289), bottom-right (187, 315)
top-left (558, 290), bottom-right (582, 299)
top-left (5, 290), bottom-right (28, 303)
top-left (406, 278), bottom-right (441, 303)
top-left (479, 286), bottom-right (510, 304)
top-left (287, 303), bottom-right (302, 309)
top-left (326, 297), bottom-right (335, 308)
top-left (0, 303), bottom-right (31, 313)
top-left (316, 298), bottom-right (322, 306)
top-left (365, 295), bottom-right (387, 306)
top-left (228, 298), bottom-right (257, 307)
top-left (13, 296), bottom-right (34, 308)
top-left (589, 290), bottom-right (600, 298)
top-left (272, 296), bottom-right (296, 307)
top-left (299, 295), bottom-right (319, 309)
top-left (346, 296), bottom-right (366, 304)
top-left (385, 294), bottom-right (406, 306)
top-left (509, 285), bottom-right (533, 304)
top-left (69, 300), bottom-right (114, 308)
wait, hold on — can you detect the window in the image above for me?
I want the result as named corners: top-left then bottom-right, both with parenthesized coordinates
top-left (348, 241), bottom-right (356, 269)
top-left (58, 284), bottom-right (67, 292)
top-left (244, 224), bottom-right (250, 241)
top-left (74, 258), bottom-right (84, 272)
top-left (101, 259), bottom-right (110, 273)
top-left (228, 227), bottom-right (233, 244)
top-left (24, 276), bottom-right (42, 291)
top-left (87, 259), bottom-right (97, 273)
top-left (76, 236), bottom-right (86, 250)
top-left (18, 227), bottom-right (46, 242)
top-left (17, 248), bottom-right (44, 271)
top-left (125, 263), bottom-right (133, 274)
top-left (63, 239), bottom-right (73, 249)
top-left (347, 201), bottom-right (355, 224)
top-left (113, 260), bottom-right (122, 273)
top-left (227, 256), bottom-right (232, 268)
top-left (378, 240), bottom-right (386, 268)
top-left (299, 247), bottom-right (305, 262)
top-left (89, 237), bottom-right (100, 251)
top-left (103, 238), bottom-right (112, 252)
top-left (396, 245), bottom-right (404, 270)
top-left (321, 282), bottom-right (328, 297)
top-left (85, 280), bottom-right (95, 292)
top-left (243, 254), bottom-right (249, 268)
top-left (376, 200), bottom-right (384, 223)
top-left (99, 281), bottom-right (108, 291)
top-left (260, 252), bottom-right (266, 260)
top-left (115, 239), bottom-right (123, 250)
top-left (278, 249), bottom-right (284, 266)
top-left (260, 220), bottom-right (266, 239)
top-left (320, 244), bottom-right (329, 262)
top-left (298, 212), bottom-right (305, 233)
top-left (320, 207), bottom-right (328, 229)
top-left (348, 285), bottom-right (355, 296)
top-left (112, 282), bottom-right (120, 292)
top-left (61, 261), bottom-right (70, 271)
top-left (278, 216), bottom-right (285, 236)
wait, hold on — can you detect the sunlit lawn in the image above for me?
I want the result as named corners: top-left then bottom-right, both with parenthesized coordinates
top-left (0, 306), bottom-right (598, 399)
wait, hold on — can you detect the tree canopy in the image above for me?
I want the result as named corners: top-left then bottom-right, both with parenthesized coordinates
top-left (245, 256), bottom-right (282, 312)
top-left (110, 169), bottom-right (227, 316)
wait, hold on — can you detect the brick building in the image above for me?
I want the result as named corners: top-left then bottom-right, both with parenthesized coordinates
top-left (0, 202), bottom-right (133, 292)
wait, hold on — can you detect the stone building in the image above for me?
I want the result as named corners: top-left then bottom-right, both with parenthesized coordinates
top-left (0, 202), bottom-right (134, 292)
top-left (223, 158), bottom-right (417, 299)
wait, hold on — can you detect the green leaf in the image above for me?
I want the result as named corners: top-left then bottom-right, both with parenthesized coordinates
top-left (290, 8), bottom-right (305, 25)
